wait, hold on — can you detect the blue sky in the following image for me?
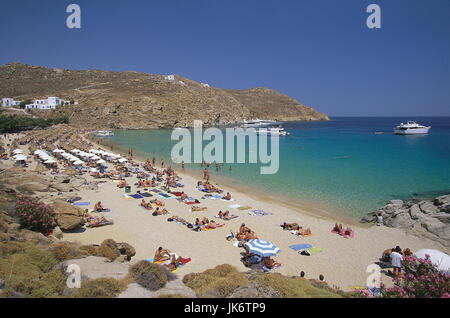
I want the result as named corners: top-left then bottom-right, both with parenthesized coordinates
top-left (0, 0), bottom-right (449, 116)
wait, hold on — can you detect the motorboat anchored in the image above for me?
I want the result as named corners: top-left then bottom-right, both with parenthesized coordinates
top-left (93, 130), bottom-right (114, 137)
top-left (394, 121), bottom-right (431, 135)
top-left (256, 125), bottom-right (290, 136)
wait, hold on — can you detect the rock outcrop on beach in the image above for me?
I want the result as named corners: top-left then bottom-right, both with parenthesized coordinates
top-left (0, 62), bottom-right (329, 129)
top-left (362, 195), bottom-right (450, 251)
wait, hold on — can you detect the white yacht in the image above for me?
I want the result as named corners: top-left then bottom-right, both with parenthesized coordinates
top-left (256, 125), bottom-right (290, 136)
top-left (93, 130), bottom-right (114, 137)
top-left (394, 121), bottom-right (431, 135)
top-left (240, 118), bottom-right (277, 128)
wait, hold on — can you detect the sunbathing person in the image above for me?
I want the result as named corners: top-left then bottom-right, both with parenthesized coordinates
top-left (292, 228), bottom-right (312, 236)
top-left (153, 199), bottom-right (164, 207)
top-left (180, 192), bottom-right (187, 201)
top-left (282, 222), bottom-right (301, 231)
top-left (263, 257), bottom-right (282, 269)
top-left (195, 218), bottom-right (202, 226)
top-left (94, 201), bottom-right (105, 212)
top-left (344, 227), bottom-right (353, 237)
top-left (244, 230), bottom-right (258, 241)
top-left (191, 206), bottom-right (207, 212)
top-left (217, 210), bottom-right (231, 220)
top-left (140, 199), bottom-right (152, 210)
top-left (164, 253), bottom-right (191, 271)
top-left (332, 223), bottom-right (344, 233)
top-left (153, 207), bottom-right (168, 216)
top-left (117, 179), bottom-right (127, 188)
top-left (223, 192), bottom-right (232, 200)
top-left (83, 210), bottom-right (108, 226)
top-left (204, 220), bottom-right (221, 229)
top-left (168, 215), bottom-right (189, 225)
top-left (154, 247), bottom-right (171, 262)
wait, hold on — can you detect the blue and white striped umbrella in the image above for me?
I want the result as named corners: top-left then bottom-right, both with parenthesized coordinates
top-left (245, 239), bottom-right (281, 257)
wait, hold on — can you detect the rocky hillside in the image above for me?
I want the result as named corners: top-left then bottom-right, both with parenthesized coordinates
top-left (0, 62), bottom-right (328, 129)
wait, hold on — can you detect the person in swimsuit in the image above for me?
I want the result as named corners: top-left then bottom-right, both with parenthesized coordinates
top-left (154, 247), bottom-right (171, 262)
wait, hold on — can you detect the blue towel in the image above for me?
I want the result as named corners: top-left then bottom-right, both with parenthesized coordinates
top-left (289, 244), bottom-right (313, 251)
top-left (130, 194), bottom-right (144, 199)
top-left (73, 202), bottom-right (90, 206)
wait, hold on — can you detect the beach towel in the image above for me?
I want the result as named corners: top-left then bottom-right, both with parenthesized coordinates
top-left (199, 223), bottom-right (225, 231)
top-left (259, 264), bottom-right (282, 272)
top-left (86, 219), bottom-right (114, 228)
top-left (331, 229), bottom-right (355, 238)
top-left (140, 205), bottom-right (152, 211)
top-left (289, 244), bottom-right (313, 251)
top-left (237, 206), bottom-right (252, 210)
top-left (228, 204), bottom-right (242, 209)
top-left (73, 202), bottom-right (90, 206)
top-left (123, 194), bottom-right (133, 200)
top-left (150, 188), bottom-right (162, 193)
top-left (140, 192), bottom-right (153, 197)
top-left (171, 192), bottom-right (183, 197)
top-left (145, 258), bottom-right (182, 272)
top-left (215, 215), bottom-right (239, 221)
top-left (249, 209), bottom-right (272, 216)
top-left (299, 247), bottom-right (322, 256)
top-left (130, 194), bottom-right (144, 199)
top-left (158, 192), bottom-right (176, 199)
top-left (221, 198), bottom-right (235, 202)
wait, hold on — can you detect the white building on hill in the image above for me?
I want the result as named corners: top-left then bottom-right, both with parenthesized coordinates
top-left (165, 75), bottom-right (175, 81)
top-left (25, 97), bottom-right (66, 110)
top-left (2, 98), bottom-right (22, 108)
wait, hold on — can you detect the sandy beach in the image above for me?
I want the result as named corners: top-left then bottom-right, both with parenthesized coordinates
top-left (2, 128), bottom-right (446, 292)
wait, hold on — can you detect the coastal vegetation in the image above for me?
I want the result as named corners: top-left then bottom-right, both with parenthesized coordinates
top-left (16, 196), bottom-right (56, 235)
top-left (0, 114), bottom-right (69, 133)
top-left (357, 255), bottom-right (449, 298)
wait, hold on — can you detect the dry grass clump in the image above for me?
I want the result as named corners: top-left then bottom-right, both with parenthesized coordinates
top-left (183, 264), bottom-right (248, 298)
top-left (255, 273), bottom-right (342, 298)
top-left (79, 245), bottom-right (98, 256)
top-left (72, 278), bottom-right (126, 298)
top-left (50, 242), bottom-right (84, 261)
top-left (128, 260), bottom-right (168, 291)
top-left (98, 239), bottom-right (119, 261)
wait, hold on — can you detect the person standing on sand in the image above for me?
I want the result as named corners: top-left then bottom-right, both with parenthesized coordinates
top-left (161, 159), bottom-right (164, 168)
top-left (181, 161), bottom-right (184, 170)
top-left (152, 157), bottom-right (156, 165)
top-left (390, 246), bottom-right (403, 278)
top-left (376, 212), bottom-right (383, 226)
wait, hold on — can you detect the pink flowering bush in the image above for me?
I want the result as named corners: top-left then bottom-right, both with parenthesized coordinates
top-left (16, 195), bottom-right (56, 235)
top-left (356, 255), bottom-right (450, 298)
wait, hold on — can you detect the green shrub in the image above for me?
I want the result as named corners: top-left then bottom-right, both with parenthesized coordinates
top-left (184, 264), bottom-right (248, 298)
top-left (16, 196), bottom-right (56, 235)
top-left (0, 244), bottom-right (60, 297)
top-left (72, 278), bottom-right (126, 298)
top-left (256, 273), bottom-right (341, 298)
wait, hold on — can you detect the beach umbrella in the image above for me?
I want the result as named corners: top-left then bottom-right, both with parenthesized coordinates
top-left (34, 150), bottom-right (44, 155)
top-left (72, 160), bottom-right (84, 166)
top-left (118, 158), bottom-right (128, 163)
top-left (245, 239), bottom-right (281, 258)
top-left (44, 159), bottom-right (57, 164)
top-left (69, 157), bottom-right (79, 162)
top-left (90, 155), bottom-right (100, 160)
top-left (97, 159), bottom-right (106, 164)
top-left (14, 154), bottom-right (27, 161)
top-left (71, 149), bottom-right (81, 154)
top-left (414, 249), bottom-right (450, 274)
top-left (53, 149), bottom-right (64, 153)
top-left (13, 149), bottom-right (23, 154)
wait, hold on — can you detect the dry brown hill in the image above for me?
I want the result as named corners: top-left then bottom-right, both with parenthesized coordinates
top-left (0, 62), bottom-right (328, 128)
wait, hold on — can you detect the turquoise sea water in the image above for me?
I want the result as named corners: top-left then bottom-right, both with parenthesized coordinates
top-left (103, 117), bottom-right (450, 219)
